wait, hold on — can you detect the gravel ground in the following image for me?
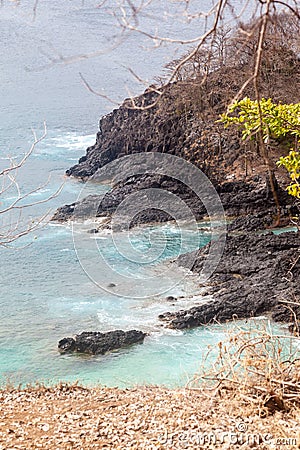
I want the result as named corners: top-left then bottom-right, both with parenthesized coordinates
top-left (1, 384), bottom-right (300, 449)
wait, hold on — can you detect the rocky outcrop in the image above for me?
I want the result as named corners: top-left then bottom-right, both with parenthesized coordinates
top-left (52, 194), bottom-right (105, 223)
top-left (58, 330), bottom-right (147, 355)
top-left (52, 172), bottom-right (298, 231)
top-left (159, 231), bottom-right (300, 328)
top-left (54, 20), bottom-right (300, 335)
top-left (52, 174), bottom-right (206, 224)
top-left (65, 85), bottom-right (238, 183)
top-left (51, 56), bottom-right (300, 231)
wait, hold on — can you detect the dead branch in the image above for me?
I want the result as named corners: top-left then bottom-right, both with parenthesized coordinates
top-left (0, 124), bottom-right (64, 247)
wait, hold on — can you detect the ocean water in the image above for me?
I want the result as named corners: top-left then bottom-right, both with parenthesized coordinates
top-left (0, 0), bottom-right (291, 388)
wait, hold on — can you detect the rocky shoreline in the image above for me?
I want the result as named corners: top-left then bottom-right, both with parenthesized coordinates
top-left (52, 173), bottom-right (297, 232)
top-left (159, 231), bottom-right (300, 329)
top-left (53, 62), bottom-right (300, 334)
top-left (53, 79), bottom-right (299, 230)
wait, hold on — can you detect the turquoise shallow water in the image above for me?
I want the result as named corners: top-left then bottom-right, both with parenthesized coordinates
top-left (0, 130), bottom-right (294, 388)
top-left (0, 118), bottom-right (224, 387)
top-left (0, 187), bottom-right (215, 387)
top-left (0, 0), bottom-right (295, 388)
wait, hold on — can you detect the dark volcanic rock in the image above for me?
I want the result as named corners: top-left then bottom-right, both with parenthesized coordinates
top-left (65, 47), bottom-right (300, 185)
top-left (52, 194), bottom-right (104, 222)
top-left (58, 337), bottom-right (76, 353)
top-left (159, 231), bottom-right (300, 329)
top-left (218, 179), bottom-right (297, 221)
top-left (228, 214), bottom-right (272, 232)
top-left (52, 171), bottom-right (298, 230)
top-left (66, 90), bottom-right (162, 179)
top-left (52, 173), bottom-right (207, 225)
top-left (87, 228), bottom-right (99, 234)
top-left (65, 86), bottom-right (232, 183)
top-left (166, 296), bottom-right (177, 302)
top-left (58, 330), bottom-right (147, 355)
top-left (57, 52), bottom-right (300, 230)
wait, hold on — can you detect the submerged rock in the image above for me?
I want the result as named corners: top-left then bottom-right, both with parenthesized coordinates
top-left (87, 228), bottom-right (99, 234)
top-left (58, 330), bottom-right (147, 355)
top-left (166, 295), bottom-right (177, 302)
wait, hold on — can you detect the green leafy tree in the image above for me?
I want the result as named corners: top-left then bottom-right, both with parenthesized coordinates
top-left (220, 97), bottom-right (300, 198)
top-left (278, 151), bottom-right (300, 198)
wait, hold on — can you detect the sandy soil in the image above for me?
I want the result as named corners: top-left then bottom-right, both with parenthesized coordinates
top-left (1, 384), bottom-right (299, 449)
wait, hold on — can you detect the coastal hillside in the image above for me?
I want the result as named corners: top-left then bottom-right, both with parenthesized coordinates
top-left (67, 13), bottom-right (300, 181)
top-left (56, 13), bottom-right (300, 228)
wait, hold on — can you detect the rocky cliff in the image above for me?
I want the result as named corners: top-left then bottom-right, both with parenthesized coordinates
top-left (57, 75), bottom-right (299, 229)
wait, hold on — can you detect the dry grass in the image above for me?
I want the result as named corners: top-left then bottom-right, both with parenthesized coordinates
top-left (1, 322), bottom-right (300, 449)
top-left (189, 321), bottom-right (300, 413)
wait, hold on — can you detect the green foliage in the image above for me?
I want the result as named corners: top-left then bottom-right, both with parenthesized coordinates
top-left (277, 151), bottom-right (300, 198)
top-left (220, 97), bottom-right (300, 141)
top-left (219, 97), bottom-right (300, 197)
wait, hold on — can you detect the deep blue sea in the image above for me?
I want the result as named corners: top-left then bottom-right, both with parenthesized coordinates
top-left (0, 0), bottom-right (291, 388)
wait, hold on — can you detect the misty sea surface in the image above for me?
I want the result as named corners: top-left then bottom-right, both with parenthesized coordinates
top-left (0, 0), bottom-right (288, 388)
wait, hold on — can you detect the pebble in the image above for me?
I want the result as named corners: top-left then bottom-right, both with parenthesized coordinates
top-left (0, 385), bottom-right (299, 449)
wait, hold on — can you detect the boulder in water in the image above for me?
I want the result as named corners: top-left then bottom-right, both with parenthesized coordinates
top-left (58, 330), bottom-right (147, 355)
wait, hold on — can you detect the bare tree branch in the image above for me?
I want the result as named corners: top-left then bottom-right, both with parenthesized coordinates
top-left (0, 124), bottom-right (64, 247)
top-left (79, 72), bottom-right (120, 106)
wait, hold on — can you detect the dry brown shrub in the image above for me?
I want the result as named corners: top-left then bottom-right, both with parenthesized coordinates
top-left (188, 319), bottom-right (300, 417)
